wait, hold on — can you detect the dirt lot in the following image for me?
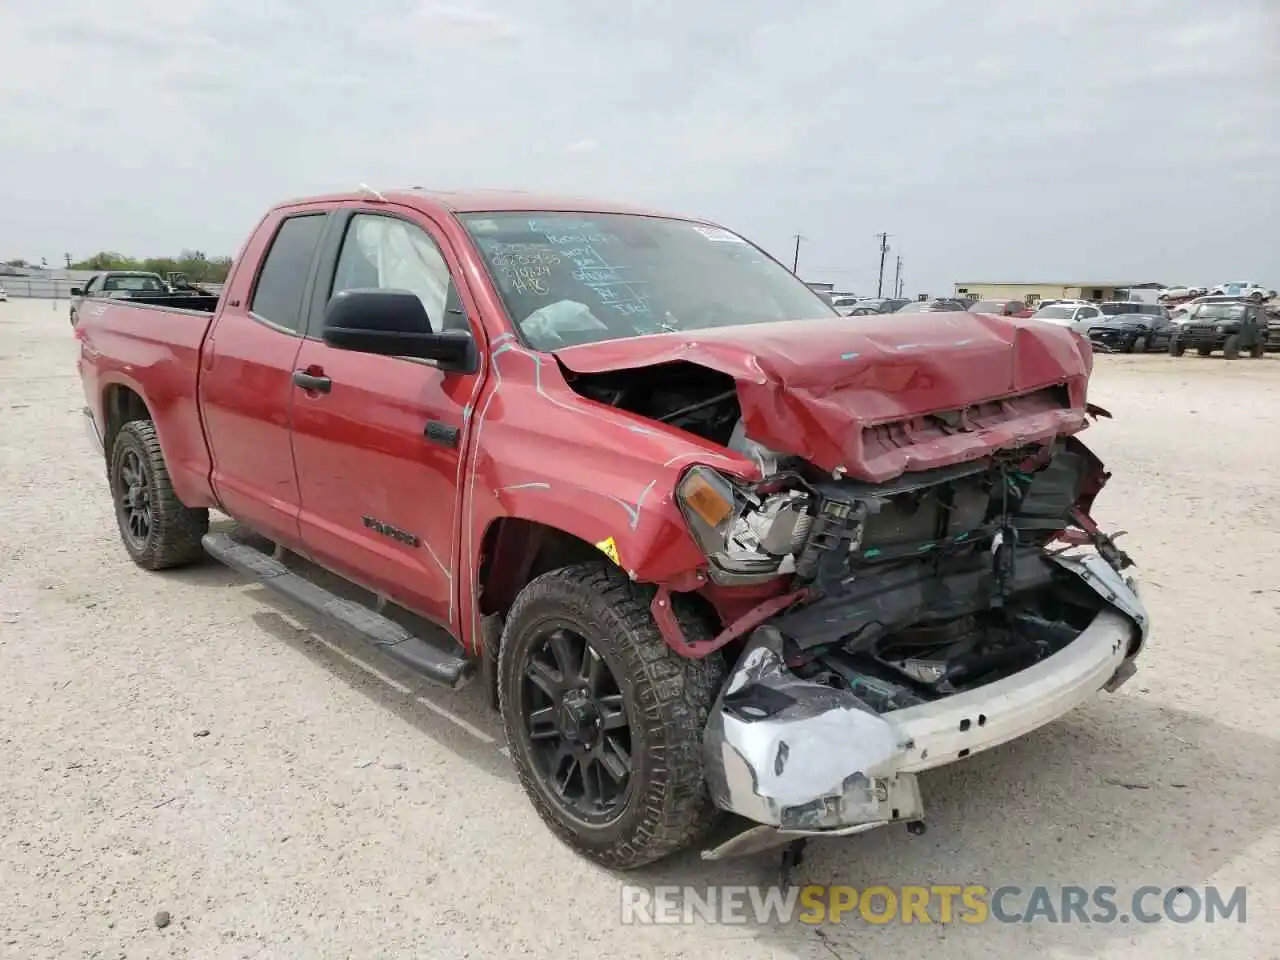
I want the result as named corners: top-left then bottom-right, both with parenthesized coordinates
top-left (1, 298), bottom-right (1277, 960)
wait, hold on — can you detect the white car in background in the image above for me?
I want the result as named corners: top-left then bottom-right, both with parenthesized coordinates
top-left (1211, 281), bottom-right (1275, 302)
top-left (1030, 301), bottom-right (1104, 327)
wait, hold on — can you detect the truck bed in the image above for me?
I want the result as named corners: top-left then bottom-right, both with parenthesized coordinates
top-left (96, 291), bottom-right (220, 312)
top-left (76, 299), bottom-right (217, 509)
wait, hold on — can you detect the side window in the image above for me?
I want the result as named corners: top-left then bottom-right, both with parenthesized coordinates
top-left (331, 214), bottom-right (455, 332)
top-left (249, 213), bottom-right (328, 333)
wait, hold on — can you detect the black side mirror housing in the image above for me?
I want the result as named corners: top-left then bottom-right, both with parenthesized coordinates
top-left (71, 287), bottom-right (84, 297)
top-left (321, 288), bottom-right (476, 372)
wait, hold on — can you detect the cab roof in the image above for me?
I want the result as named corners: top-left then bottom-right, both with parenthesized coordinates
top-left (274, 187), bottom-right (692, 220)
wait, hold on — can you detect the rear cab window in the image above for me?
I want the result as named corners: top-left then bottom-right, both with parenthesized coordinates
top-left (249, 213), bottom-right (329, 334)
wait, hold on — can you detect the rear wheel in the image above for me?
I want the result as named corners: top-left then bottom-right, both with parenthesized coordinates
top-left (109, 420), bottom-right (209, 570)
top-left (1130, 335), bottom-right (1147, 353)
top-left (1169, 338), bottom-right (1186, 357)
top-left (1250, 338), bottom-right (1265, 358)
top-left (498, 562), bottom-right (724, 870)
top-left (1196, 344), bottom-right (1213, 356)
top-left (1224, 335), bottom-right (1241, 360)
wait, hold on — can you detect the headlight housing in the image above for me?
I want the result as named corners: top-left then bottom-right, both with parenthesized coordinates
top-left (675, 466), bottom-right (813, 584)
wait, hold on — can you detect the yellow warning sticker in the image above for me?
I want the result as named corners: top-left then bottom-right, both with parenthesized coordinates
top-left (595, 536), bottom-right (620, 565)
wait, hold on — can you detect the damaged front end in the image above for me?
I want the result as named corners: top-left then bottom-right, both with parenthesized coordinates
top-left (683, 437), bottom-right (1149, 860)
top-left (556, 332), bottom-right (1148, 859)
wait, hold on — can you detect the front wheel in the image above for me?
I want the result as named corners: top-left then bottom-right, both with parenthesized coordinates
top-left (1169, 338), bottom-right (1186, 357)
top-left (1250, 338), bottom-right (1266, 358)
top-left (1130, 335), bottom-right (1148, 353)
top-left (1224, 334), bottom-right (1241, 359)
top-left (498, 562), bottom-right (724, 870)
top-left (109, 420), bottom-right (209, 569)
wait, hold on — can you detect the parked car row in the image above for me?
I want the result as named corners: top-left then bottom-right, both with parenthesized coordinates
top-left (1026, 297), bottom-right (1277, 359)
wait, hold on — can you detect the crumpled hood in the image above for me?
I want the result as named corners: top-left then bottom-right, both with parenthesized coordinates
top-left (554, 313), bottom-right (1094, 483)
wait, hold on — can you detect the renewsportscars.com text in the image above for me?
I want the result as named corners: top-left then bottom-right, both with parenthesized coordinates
top-left (620, 884), bottom-right (1247, 926)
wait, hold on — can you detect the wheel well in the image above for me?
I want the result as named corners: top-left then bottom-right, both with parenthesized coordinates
top-left (476, 519), bottom-right (602, 619)
top-left (102, 385), bottom-right (150, 458)
top-left (473, 518), bottom-right (723, 710)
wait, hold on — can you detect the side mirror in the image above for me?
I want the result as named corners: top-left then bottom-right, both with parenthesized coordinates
top-left (321, 288), bottom-right (475, 371)
top-left (71, 287), bottom-right (84, 297)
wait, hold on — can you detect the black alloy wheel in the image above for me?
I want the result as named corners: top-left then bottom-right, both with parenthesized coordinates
top-left (497, 563), bottom-right (725, 869)
top-left (116, 447), bottom-right (153, 549)
top-left (519, 624), bottom-right (633, 824)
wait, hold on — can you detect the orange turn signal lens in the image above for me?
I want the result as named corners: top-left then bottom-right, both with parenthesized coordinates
top-left (678, 469), bottom-right (735, 528)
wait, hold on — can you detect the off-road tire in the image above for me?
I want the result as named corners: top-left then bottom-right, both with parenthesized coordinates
top-left (109, 420), bottom-right (209, 570)
top-left (1168, 338), bottom-right (1186, 357)
top-left (1130, 335), bottom-right (1147, 353)
top-left (1249, 339), bottom-right (1265, 358)
top-left (498, 561), bottom-right (725, 870)
top-left (1196, 344), bottom-right (1213, 356)
top-left (1223, 334), bottom-right (1241, 360)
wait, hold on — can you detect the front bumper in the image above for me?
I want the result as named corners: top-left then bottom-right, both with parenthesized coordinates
top-left (1174, 326), bottom-right (1231, 346)
top-left (1087, 329), bottom-right (1141, 352)
top-left (701, 551), bottom-right (1148, 859)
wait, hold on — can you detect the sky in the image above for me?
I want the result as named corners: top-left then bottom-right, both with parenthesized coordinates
top-left (0, 0), bottom-right (1277, 295)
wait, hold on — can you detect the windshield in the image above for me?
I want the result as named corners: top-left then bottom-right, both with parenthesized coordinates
top-left (1033, 306), bottom-right (1074, 319)
top-left (1100, 302), bottom-right (1161, 316)
top-left (1194, 303), bottom-right (1247, 321)
top-left (458, 212), bottom-right (836, 349)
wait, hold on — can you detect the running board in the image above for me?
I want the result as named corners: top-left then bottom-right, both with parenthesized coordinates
top-left (201, 532), bottom-right (475, 690)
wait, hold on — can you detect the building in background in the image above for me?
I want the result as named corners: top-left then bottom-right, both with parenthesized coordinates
top-left (952, 281), bottom-right (1164, 305)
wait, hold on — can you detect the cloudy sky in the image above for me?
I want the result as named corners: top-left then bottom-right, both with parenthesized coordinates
top-left (1, 0), bottom-right (1276, 293)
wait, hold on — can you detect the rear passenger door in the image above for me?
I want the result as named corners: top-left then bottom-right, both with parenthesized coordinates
top-left (199, 209), bottom-right (329, 548)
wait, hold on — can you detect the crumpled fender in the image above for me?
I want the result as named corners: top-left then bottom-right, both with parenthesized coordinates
top-left (459, 336), bottom-right (757, 649)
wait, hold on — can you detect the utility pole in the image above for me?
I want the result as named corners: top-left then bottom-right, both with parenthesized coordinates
top-left (893, 255), bottom-right (903, 299)
top-left (791, 234), bottom-right (804, 274)
top-left (875, 233), bottom-right (891, 297)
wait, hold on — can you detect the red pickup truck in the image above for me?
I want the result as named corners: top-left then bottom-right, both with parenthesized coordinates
top-left (76, 188), bottom-right (1149, 873)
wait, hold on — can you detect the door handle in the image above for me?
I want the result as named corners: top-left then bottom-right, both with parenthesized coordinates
top-left (292, 369), bottom-right (332, 393)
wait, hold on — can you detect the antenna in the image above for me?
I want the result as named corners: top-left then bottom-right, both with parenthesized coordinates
top-left (357, 183), bottom-right (387, 202)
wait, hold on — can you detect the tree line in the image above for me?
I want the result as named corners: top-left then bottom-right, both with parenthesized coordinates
top-left (3, 251), bottom-right (233, 283)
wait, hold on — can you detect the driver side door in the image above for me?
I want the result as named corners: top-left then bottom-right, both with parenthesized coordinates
top-left (288, 206), bottom-right (482, 630)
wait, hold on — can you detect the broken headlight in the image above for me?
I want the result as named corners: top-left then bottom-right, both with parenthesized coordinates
top-left (675, 466), bottom-right (813, 584)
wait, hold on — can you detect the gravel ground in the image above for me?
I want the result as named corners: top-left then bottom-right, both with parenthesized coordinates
top-left (1, 298), bottom-right (1277, 960)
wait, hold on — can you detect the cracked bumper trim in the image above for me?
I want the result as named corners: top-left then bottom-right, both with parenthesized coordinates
top-left (702, 552), bottom-right (1147, 842)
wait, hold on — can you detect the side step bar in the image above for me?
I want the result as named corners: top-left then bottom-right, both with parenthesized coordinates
top-left (201, 532), bottom-right (475, 690)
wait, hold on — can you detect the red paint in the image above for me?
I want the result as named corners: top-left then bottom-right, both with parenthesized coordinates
top-left (75, 188), bottom-right (1101, 659)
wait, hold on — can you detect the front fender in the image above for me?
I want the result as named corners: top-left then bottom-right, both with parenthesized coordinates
top-left (491, 480), bottom-right (704, 583)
